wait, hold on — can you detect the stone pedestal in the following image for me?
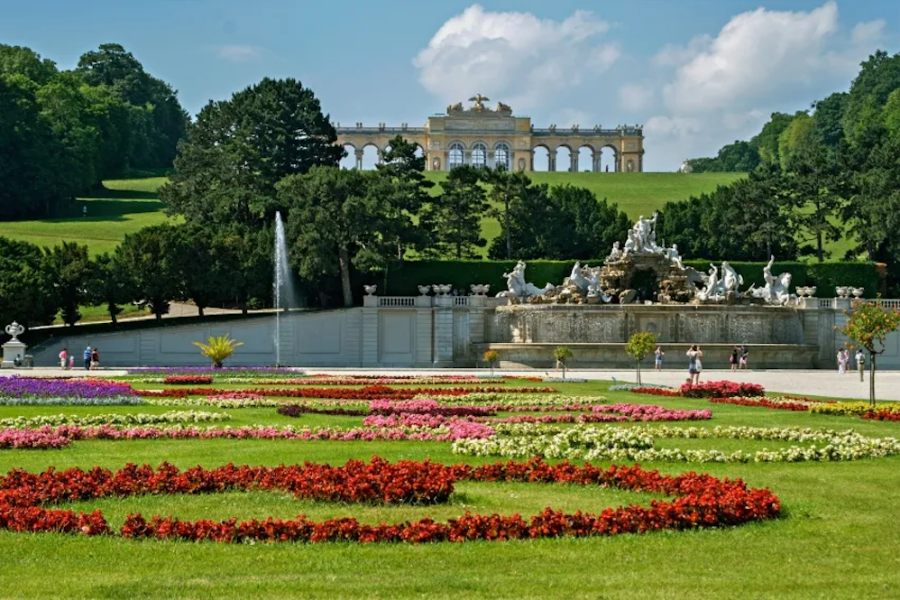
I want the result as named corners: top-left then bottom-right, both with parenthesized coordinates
top-left (1, 340), bottom-right (26, 369)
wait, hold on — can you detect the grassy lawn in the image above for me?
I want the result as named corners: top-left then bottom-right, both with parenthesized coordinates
top-left (1, 176), bottom-right (177, 257)
top-left (0, 379), bottom-right (898, 598)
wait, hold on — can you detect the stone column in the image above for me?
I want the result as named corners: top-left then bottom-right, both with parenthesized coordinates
top-left (376, 149), bottom-right (384, 165)
top-left (548, 153), bottom-right (556, 172)
top-left (487, 150), bottom-right (495, 169)
top-left (432, 295), bottom-right (454, 367)
top-left (355, 149), bottom-right (364, 170)
top-left (415, 295), bottom-right (433, 366)
top-left (361, 295), bottom-right (379, 367)
top-left (592, 151), bottom-right (599, 172)
top-left (464, 151), bottom-right (472, 166)
top-left (570, 153), bottom-right (578, 173)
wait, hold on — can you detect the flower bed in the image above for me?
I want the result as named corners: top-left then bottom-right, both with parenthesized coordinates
top-left (0, 458), bottom-right (780, 544)
top-left (679, 381), bottom-right (765, 398)
top-left (494, 404), bottom-right (711, 424)
top-left (629, 387), bottom-right (681, 397)
top-left (277, 405), bottom-right (369, 418)
top-left (0, 429), bottom-right (71, 449)
top-left (0, 377), bottom-right (139, 402)
top-left (452, 423), bottom-right (900, 463)
top-left (126, 367), bottom-right (302, 379)
top-left (707, 396), bottom-right (827, 412)
top-left (861, 410), bottom-right (900, 422)
top-left (0, 396), bottom-right (146, 406)
top-left (135, 385), bottom-right (555, 400)
top-left (608, 384), bottom-right (672, 392)
top-left (0, 411), bottom-right (231, 429)
top-left (163, 375), bottom-right (214, 385)
top-left (809, 401), bottom-right (900, 417)
top-left (369, 399), bottom-right (496, 417)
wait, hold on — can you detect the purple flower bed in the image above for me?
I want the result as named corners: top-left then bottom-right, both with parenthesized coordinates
top-left (0, 376), bottom-right (139, 401)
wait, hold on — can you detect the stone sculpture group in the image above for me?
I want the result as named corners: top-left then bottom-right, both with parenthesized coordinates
top-left (495, 213), bottom-right (799, 307)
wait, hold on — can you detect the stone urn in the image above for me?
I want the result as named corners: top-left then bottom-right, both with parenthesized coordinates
top-left (807, 286), bottom-right (817, 297)
top-left (852, 287), bottom-right (865, 299)
top-left (835, 286), bottom-right (850, 298)
top-left (1, 322), bottom-right (26, 369)
top-left (417, 285), bottom-right (431, 296)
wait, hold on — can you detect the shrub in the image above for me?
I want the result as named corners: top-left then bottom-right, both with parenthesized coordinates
top-left (192, 335), bottom-right (244, 368)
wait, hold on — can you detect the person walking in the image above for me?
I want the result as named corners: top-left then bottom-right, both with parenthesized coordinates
top-left (654, 346), bottom-right (664, 371)
top-left (68, 355), bottom-right (75, 370)
top-left (686, 345), bottom-right (703, 386)
top-left (837, 347), bottom-right (846, 374)
top-left (730, 346), bottom-right (739, 372)
top-left (856, 350), bottom-right (865, 382)
top-left (83, 346), bottom-right (92, 370)
top-left (90, 348), bottom-right (100, 370)
top-left (739, 345), bottom-right (749, 369)
top-left (59, 348), bottom-right (68, 370)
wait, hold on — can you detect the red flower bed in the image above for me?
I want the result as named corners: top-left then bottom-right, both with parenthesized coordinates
top-left (707, 397), bottom-right (810, 411)
top-left (0, 458), bottom-right (780, 544)
top-left (861, 410), bottom-right (900, 422)
top-left (135, 385), bottom-right (555, 400)
top-left (679, 381), bottom-right (765, 398)
top-left (163, 375), bottom-right (214, 385)
top-left (630, 387), bottom-right (681, 397)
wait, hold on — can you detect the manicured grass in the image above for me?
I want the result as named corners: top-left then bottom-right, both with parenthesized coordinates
top-left (53, 304), bottom-right (149, 326)
top-left (0, 379), bottom-right (898, 598)
top-left (1, 175), bottom-right (178, 257)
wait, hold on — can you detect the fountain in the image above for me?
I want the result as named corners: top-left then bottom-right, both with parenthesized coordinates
top-left (273, 211), bottom-right (296, 366)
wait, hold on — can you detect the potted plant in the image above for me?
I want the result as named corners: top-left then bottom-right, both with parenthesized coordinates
top-left (483, 350), bottom-right (499, 376)
top-left (192, 335), bottom-right (244, 368)
top-left (553, 346), bottom-right (573, 380)
top-left (625, 331), bottom-right (657, 386)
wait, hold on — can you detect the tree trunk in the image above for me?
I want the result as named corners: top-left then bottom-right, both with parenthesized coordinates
top-left (108, 303), bottom-right (117, 325)
top-left (765, 233), bottom-right (771, 260)
top-left (869, 352), bottom-right (876, 408)
top-left (198, 306), bottom-right (204, 317)
top-left (339, 246), bottom-right (353, 307)
top-left (155, 311), bottom-right (162, 322)
top-left (636, 360), bottom-right (641, 386)
top-left (505, 192), bottom-right (511, 259)
top-left (816, 230), bottom-right (823, 263)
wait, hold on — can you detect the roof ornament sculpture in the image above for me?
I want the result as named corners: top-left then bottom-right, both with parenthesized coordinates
top-left (469, 93), bottom-right (490, 111)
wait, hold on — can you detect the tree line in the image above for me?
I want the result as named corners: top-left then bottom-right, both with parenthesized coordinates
top-left (0, 43), bottom-right (188, 219)
top-left (667, 51), bottom-right (900, 267)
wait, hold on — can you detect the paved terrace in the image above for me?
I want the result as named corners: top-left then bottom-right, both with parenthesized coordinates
top-left (3, 368), bottom-right (897, 402)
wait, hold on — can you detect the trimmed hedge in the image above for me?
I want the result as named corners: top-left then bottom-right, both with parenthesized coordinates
top-left (382, 259), bottom-right (883, 297)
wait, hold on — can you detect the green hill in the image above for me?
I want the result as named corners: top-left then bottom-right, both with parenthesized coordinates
top-left (2, 172), bottom-right (743, 257)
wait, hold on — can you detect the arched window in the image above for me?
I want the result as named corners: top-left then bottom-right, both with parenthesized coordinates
top-left (494, 144), bottom-right (510, 170)
top-left (472, 143), bottom-right (487, 168)
top-left (449, 143), bottom-right (464, 169)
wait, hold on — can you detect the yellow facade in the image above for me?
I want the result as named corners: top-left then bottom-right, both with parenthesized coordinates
top-left (335, 97), bottom-right (644, 172)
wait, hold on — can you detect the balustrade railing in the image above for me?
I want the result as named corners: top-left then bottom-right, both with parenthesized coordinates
top-left (378, 297), bottom-right (416, 307)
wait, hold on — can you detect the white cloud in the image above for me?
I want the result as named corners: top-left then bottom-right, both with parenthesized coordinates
top-left (619, 83), bottom-right (654, 112)
top-left (213, 45), bottom-right (271, 64)
top-left (653, 35), bottom-right (712, 67)
top-left (662, 2), bottom-right (848, 114)
top-left (851, 19), bottom-right (886, 45)
top-left (413, 4), bottom-right (619, 110)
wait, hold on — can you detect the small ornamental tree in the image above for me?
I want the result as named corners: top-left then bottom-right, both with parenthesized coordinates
top-left (553, 346), bottom-right (574, 379)
top-left (839, 297), bottom-right (900, 406)
top-left (625, 332), bottom-right (657, 386)
top-left (193, 335), bottom-right (244, 368)
top-left (483, 350), bottom-right (499, 376)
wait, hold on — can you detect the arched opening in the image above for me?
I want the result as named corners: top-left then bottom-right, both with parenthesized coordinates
top-left (414, 144), bottom-right (425, 160)
top-left (472, 143), bottom-right (487, 168)
top-left (600, 145), bottom-right (618, 172)
top-left (339, 144), bottom-right (358, 170)
top-left (532, 146), bottom-right (550, 172)
top-left (449, 142), bottom-right (465, 169)
top-left (577, 146), bottom-right (595, 172)
top-left (555, 146), bottom-right (573, 172)
top-left (494, 143), bottom-right (511, 170)
top-left (361, 144), bottom-right (381, 170)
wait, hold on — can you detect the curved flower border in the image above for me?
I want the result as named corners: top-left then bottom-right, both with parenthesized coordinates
top-left (0, 458), bottom-right (780, 544)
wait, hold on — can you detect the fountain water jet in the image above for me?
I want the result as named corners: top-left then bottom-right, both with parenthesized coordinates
top-left (273, 211), bottom-right (296, 366)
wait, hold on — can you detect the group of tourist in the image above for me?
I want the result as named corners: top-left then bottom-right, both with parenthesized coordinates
top-left (58, 346), bottom-right (100, 370)
top-left (653, 345), bottom-right (749, 383)
top-left (837, 347), bottom-right (865, 380)
top-left (729, 345), bottom-right (750, 372)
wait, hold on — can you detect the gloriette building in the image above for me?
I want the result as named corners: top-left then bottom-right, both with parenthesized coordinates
top-left (335, 94), bottom-right (645, 172)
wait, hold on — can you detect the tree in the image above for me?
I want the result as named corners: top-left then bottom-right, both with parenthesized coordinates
top-left (116, 225), bottom-right (180, 320)
top-left (0, 237), bottom-right (59, 328)
top-left (281, 166), bottom-right (397, 307)
top-left (210, 225), bottom-right (272, 314)
top-left (811, 92), bottom-right (847, 150)
top-left (783, 141), bottom-right (846, 262)
top-left (76, 43), bottom-right (188, 168)
top-left (425, 166), bottom-right (489, 259)
top-left (161, 78), bottom-right (343, 228)
top-left (777, 113), bottom-right (814, 171)
top-left (44, 241), bottom-right (93, 326)
top-left (375, 135), bottom-right (434, 258)
top-left (86, 252), bottom-right (133, 325)
top-left (839, 298), bottom-right (900, 406)
top-left (752, 112), bottom-right (797, 165)
top-left (484, 166), bottom-right (530, 259)
top-left (625, 332), bottom-right (657, 386)
top-left (553, 346), bottom-right (574, 379)
top-left (843, 51), bottom-right (900, 141)
top-left (0, 44), bottom-right (58, 84)
top-left (169, 224), bottom-right (222, 317)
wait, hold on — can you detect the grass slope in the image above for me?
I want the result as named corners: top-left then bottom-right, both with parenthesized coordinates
top-left (0, 380), bottom-right (898, 598)
top-left (1, 176), bottom-right (177, 257)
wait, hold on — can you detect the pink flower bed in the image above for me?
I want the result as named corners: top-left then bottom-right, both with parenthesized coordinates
top-left (495, 404), bottom-right (710, 424)
top-left (0, 429), bottom-right (71, 449)
top-left (369, 399), bottom-right (495, 417)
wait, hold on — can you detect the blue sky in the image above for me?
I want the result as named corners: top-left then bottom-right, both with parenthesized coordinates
top-left (1, 0), bottom-right (898, 170)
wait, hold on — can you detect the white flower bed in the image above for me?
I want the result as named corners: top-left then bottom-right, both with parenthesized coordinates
top-left (451, 423), bottom-right (900, 463)
top-left (0, 410), bottom-right (231, 428)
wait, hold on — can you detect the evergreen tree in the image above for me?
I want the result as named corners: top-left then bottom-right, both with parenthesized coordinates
top-left (425, 166), bottom-right (489, 259)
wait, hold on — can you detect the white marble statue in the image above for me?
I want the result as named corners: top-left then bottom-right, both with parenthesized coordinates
top-left (567, 262), bottom-right (592, 293)
top-left (721, 261), bottom-right (743, 293)
top-left (496, 261), bottom-right (553, 300)
top-left (678, 160), bottom-right (693, 174)
top-left (747, 256), bottom-right (795, 305)
top-left (666, 244), bottom-right (684, 270)
top-left (696, 261), bottom-right (743, 302)
top-left (607, 241), bottom-right (622, 262)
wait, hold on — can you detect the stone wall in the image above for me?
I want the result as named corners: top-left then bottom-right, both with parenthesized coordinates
top-left (22, 296), bottom-right (900, 370)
